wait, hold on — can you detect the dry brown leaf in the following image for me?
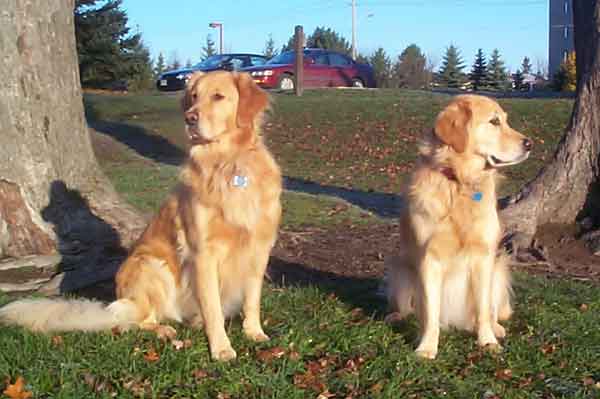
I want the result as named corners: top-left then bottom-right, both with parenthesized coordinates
top-left (368, 382), bottom-right (384, 395)
top-left (143, 348), bottom-right (160, 362)
top-left (192, 369), bottom-right (209, 380)
top-left (51, 335), bottom-right (63, 346)
top-left (111, 326), bottom-right (122, 336)
top-left (3, 376), bottom-right (33, 399)
top-left (580, 303), bottom-right (589, 312)
top-left (317, 390), bottom-right (336, 399)
top-left (256, 346), bottom-right (286, 363)
top-left (495, 368), bottom-right (513, 381)
top-left (583, 377), bottom-right (595, 386)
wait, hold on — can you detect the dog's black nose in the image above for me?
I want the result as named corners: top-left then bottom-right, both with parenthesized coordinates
top-left (523, 138), bottom-right (533, 151)
top-left (185, 112), bottom-right (198, 125)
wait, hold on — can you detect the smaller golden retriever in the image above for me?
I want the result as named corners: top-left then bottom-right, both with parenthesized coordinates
top-left (0, 71), bottom-right (281, 362)
top-left (386, 95), bottom-right (532, 359)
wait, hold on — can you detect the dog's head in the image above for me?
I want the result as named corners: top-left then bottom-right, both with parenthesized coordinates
top-left (434, 95), bottom-right (532, 167)
top-left (181, 71), bottom-right (269, 145)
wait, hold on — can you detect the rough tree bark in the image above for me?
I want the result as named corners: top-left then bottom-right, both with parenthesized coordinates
top-left (500, 1), bottom-right (600, 248)
top-left (0, 0), bottom-right (146, 291)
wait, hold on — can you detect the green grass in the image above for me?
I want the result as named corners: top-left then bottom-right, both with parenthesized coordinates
top-left (85, 89), bottom-right (573, 195)
top-left (1, 90), bottom-right (595, 398)
top-left (1, 276), bottom-right (599, 398)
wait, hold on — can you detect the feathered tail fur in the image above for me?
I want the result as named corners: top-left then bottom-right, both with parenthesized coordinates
top-left (0, 298), bottom-right (140, 333)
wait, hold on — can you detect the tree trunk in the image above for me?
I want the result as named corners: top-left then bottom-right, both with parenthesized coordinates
top-left (0, 1), bottom-right (145, 286)
top-left (500, 1), bottom-right (600, 247)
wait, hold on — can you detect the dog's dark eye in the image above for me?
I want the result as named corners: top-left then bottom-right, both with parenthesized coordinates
top-left (213, 93), bottom-right (225, 101)
top-left (490, 117), bottom-right (501, 126)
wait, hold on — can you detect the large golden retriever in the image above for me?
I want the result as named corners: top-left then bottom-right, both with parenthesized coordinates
top-left (386, 95), bottom-right (532, 359)
top-left (0, 71), bottom-right (282, 361)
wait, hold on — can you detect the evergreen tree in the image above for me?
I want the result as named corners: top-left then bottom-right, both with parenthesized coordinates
top-left (74, 0), bottom-right (154, 90)
top-left (370, 47), bottom-right (392, 88)
top-left (264, 34), bottom-right (278, 59)
top-left (201, 35), bottom-right (217, 60)
top-left (168, 51), bottom-right (181, 70)
top-left (469, 48), bottom-right (488, 90)
top-left (282, 27), bottom-right (351, 56)
top-left (185, 58), bottom-right (193, 68)
top-left (438, 45), bottom-right (466, 88)
top-left (355, 53), bottom-right (369, 64)
top-left (154, 52), bottom-right (166, 77)
top-left (392, 44), bottom-right (430, 89)
top-left (553, 51), bottom-right (577, 91)
top-left (521, 56), bottom-right (533, 75)
top-left (487, 49), bottom-right (509, 90)
top-left (512, 69), bottom-right (525, 91)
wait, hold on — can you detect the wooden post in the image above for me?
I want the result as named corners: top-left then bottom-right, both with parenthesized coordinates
top-left (294, 25), bottom-right (304, 96)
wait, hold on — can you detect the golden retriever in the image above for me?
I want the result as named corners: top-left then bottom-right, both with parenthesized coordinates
top-left (0, 71), bottom-right (282, 362)
top-left (386, 95), bottom-right (532, 359)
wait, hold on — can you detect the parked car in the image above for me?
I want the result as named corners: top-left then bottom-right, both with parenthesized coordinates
top-left (241, 48), bottom-right (376, 90)
top-left (156, 53), bottom-right (267, 91)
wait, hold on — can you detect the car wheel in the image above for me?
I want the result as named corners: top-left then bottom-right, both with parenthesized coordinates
top-left (278, 74), bottom-right (295, 90)
top-left (351, 78), bottom-right (365, 88)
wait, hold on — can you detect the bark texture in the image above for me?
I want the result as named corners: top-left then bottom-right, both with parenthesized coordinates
top-left (0, 2), bottom-right (144, 268)
top-left (500, 1), bottom-right (600, 245)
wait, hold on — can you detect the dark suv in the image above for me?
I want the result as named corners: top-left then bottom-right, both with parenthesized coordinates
top-left (241, 48), bottom-right (376, 90)
top-left (156, 53), bottom-right (267, 91)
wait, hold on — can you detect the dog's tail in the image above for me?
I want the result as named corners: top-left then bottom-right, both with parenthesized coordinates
top-left (384, 255), bottom-right (417, 320)
top-left (0, 297), bottom-right (141, 333)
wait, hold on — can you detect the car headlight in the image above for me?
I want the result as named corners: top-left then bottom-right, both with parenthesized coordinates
top-left (251, 70), bottom-right (273, 77)
top-left (176, 73), bottom-right (191, 80)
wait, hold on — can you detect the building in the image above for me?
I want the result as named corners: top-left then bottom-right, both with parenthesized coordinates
top-left (549, 0), bottom-right (575, 78)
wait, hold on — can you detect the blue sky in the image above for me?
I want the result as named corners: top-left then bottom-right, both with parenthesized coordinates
top-left (123, 0), bottom-right (548, 73)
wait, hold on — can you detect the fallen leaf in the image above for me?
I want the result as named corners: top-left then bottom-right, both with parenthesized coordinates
top-left (143, 348), bottom-right (160, 362)
top-left (495, 368), bottom-right (513, 380)
top-left (541, 343), bottom-right (557, 355)
top-left (368, 382), bottom-right (384, 395)
top-left (3, 377), bottom-right (32, 399)
top-left (192, 369), bottom-right (209, 380)
top-left (256, 346), bottom-right (286, 363)
top-left (583, 377), bottom-right (595, 386)
top-left (317, 390), bottom-right (336, 399)
top-left (580, 303), bottom-right (589, 312)
top-left (111, 326), bottom-right (122, 336)
top-left (51, 335), bottom-right (63, 346)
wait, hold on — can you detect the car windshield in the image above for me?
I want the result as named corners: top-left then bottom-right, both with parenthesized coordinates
top-left (193, 55), bottom-right (229, 69)
top-left (266, 52), bottom-right (295, 65)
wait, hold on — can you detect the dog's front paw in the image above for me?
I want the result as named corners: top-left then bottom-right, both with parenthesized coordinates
top-left (212, 347), bottom-right (237, 362)
top-left (482, 342), bottom-right (503, 354)
top-left (246, 331), bottom-right (270, 342)
top-left (492, 322), bottom-right (506, 339)
top-left (415, 344), bottom-right (438, 360)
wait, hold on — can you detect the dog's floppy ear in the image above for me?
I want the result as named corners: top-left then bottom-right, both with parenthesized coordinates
top-left (434, 98), bottom-right (472, 153)
top-left (181, 72), bottom-right (204, 111)
top-left (235, 72), bottom-right (269, 128)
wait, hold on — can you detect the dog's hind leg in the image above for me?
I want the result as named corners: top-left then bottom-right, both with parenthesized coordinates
top-left (491, 253), bottom-right (513, 338)
top-left (384, 256), bottom-right (417, 324)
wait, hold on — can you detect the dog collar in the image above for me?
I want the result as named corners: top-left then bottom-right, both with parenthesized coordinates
top-left (439, 167), bottom-right (483, 202)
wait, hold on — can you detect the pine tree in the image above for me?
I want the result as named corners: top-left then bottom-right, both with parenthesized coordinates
top-left (487, 48), bottom-right (509, 90)
top-left (438, 45), bottom-right (466, 88)
top-left (553, 51), bottom-right (577, 91)
top-left (392, 44), bottom-right (430, 89)
top-left (154, 52), bottom-right (166, 77)
top-left (370, 47), bottom-right (392, 88)
top-left (185, 58), bottom-right (192, 68)
top-left (513, 69), bottom-right (525, 91)
top-left (264, 34), bottom-right (278, 59)
top-left (201, 35), bottom-right (217, 60)
top-left (469, 48), bottom-right (488, 91)
top-left (74, 0), bottom-right (154, 90)
top-left (521, 56), bottom-right (533, 75)
top-left (168, 51), bottom-right (181, 70)
top-left (281, 26), bottom-right (351, 56)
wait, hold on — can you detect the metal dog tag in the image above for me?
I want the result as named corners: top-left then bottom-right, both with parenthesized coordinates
top-left (232, 175), bottom-right (249, 188)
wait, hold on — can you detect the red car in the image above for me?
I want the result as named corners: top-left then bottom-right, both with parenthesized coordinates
top-left (242, 48), bottom-right (376, 90)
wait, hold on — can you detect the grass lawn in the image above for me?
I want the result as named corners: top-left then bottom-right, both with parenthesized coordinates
top-left (2, 89), bottom-right (599, 398)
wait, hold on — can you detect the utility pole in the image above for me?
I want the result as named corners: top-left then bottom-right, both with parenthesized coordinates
top-left (294, 25), bottom-right (304, 96)
top-left (209, 22), bottom-right (224, 54)
top-left (351, 0), bottom-right (357, 60)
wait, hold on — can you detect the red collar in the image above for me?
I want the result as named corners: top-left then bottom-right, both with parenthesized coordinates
top-left (439, 167), bottom-right (458, 182)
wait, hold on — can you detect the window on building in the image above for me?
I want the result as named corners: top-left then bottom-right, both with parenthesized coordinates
top-left (564, 26), bottom-right (568, 39)
top-left (563, 50), bottom-right (568, 62)
top-left (564, 1), bottom-right (568, 15)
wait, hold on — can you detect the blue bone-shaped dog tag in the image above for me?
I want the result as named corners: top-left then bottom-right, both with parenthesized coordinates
top-left (472, 192), bottom-right (483, 202)
top-left (232, 175), bottom-right (249, 188)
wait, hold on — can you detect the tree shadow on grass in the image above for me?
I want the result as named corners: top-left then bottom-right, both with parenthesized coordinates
top-left (40, 180), bottom-right (126, 298)
top-left (90, 120), bottom-right (186, 166)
